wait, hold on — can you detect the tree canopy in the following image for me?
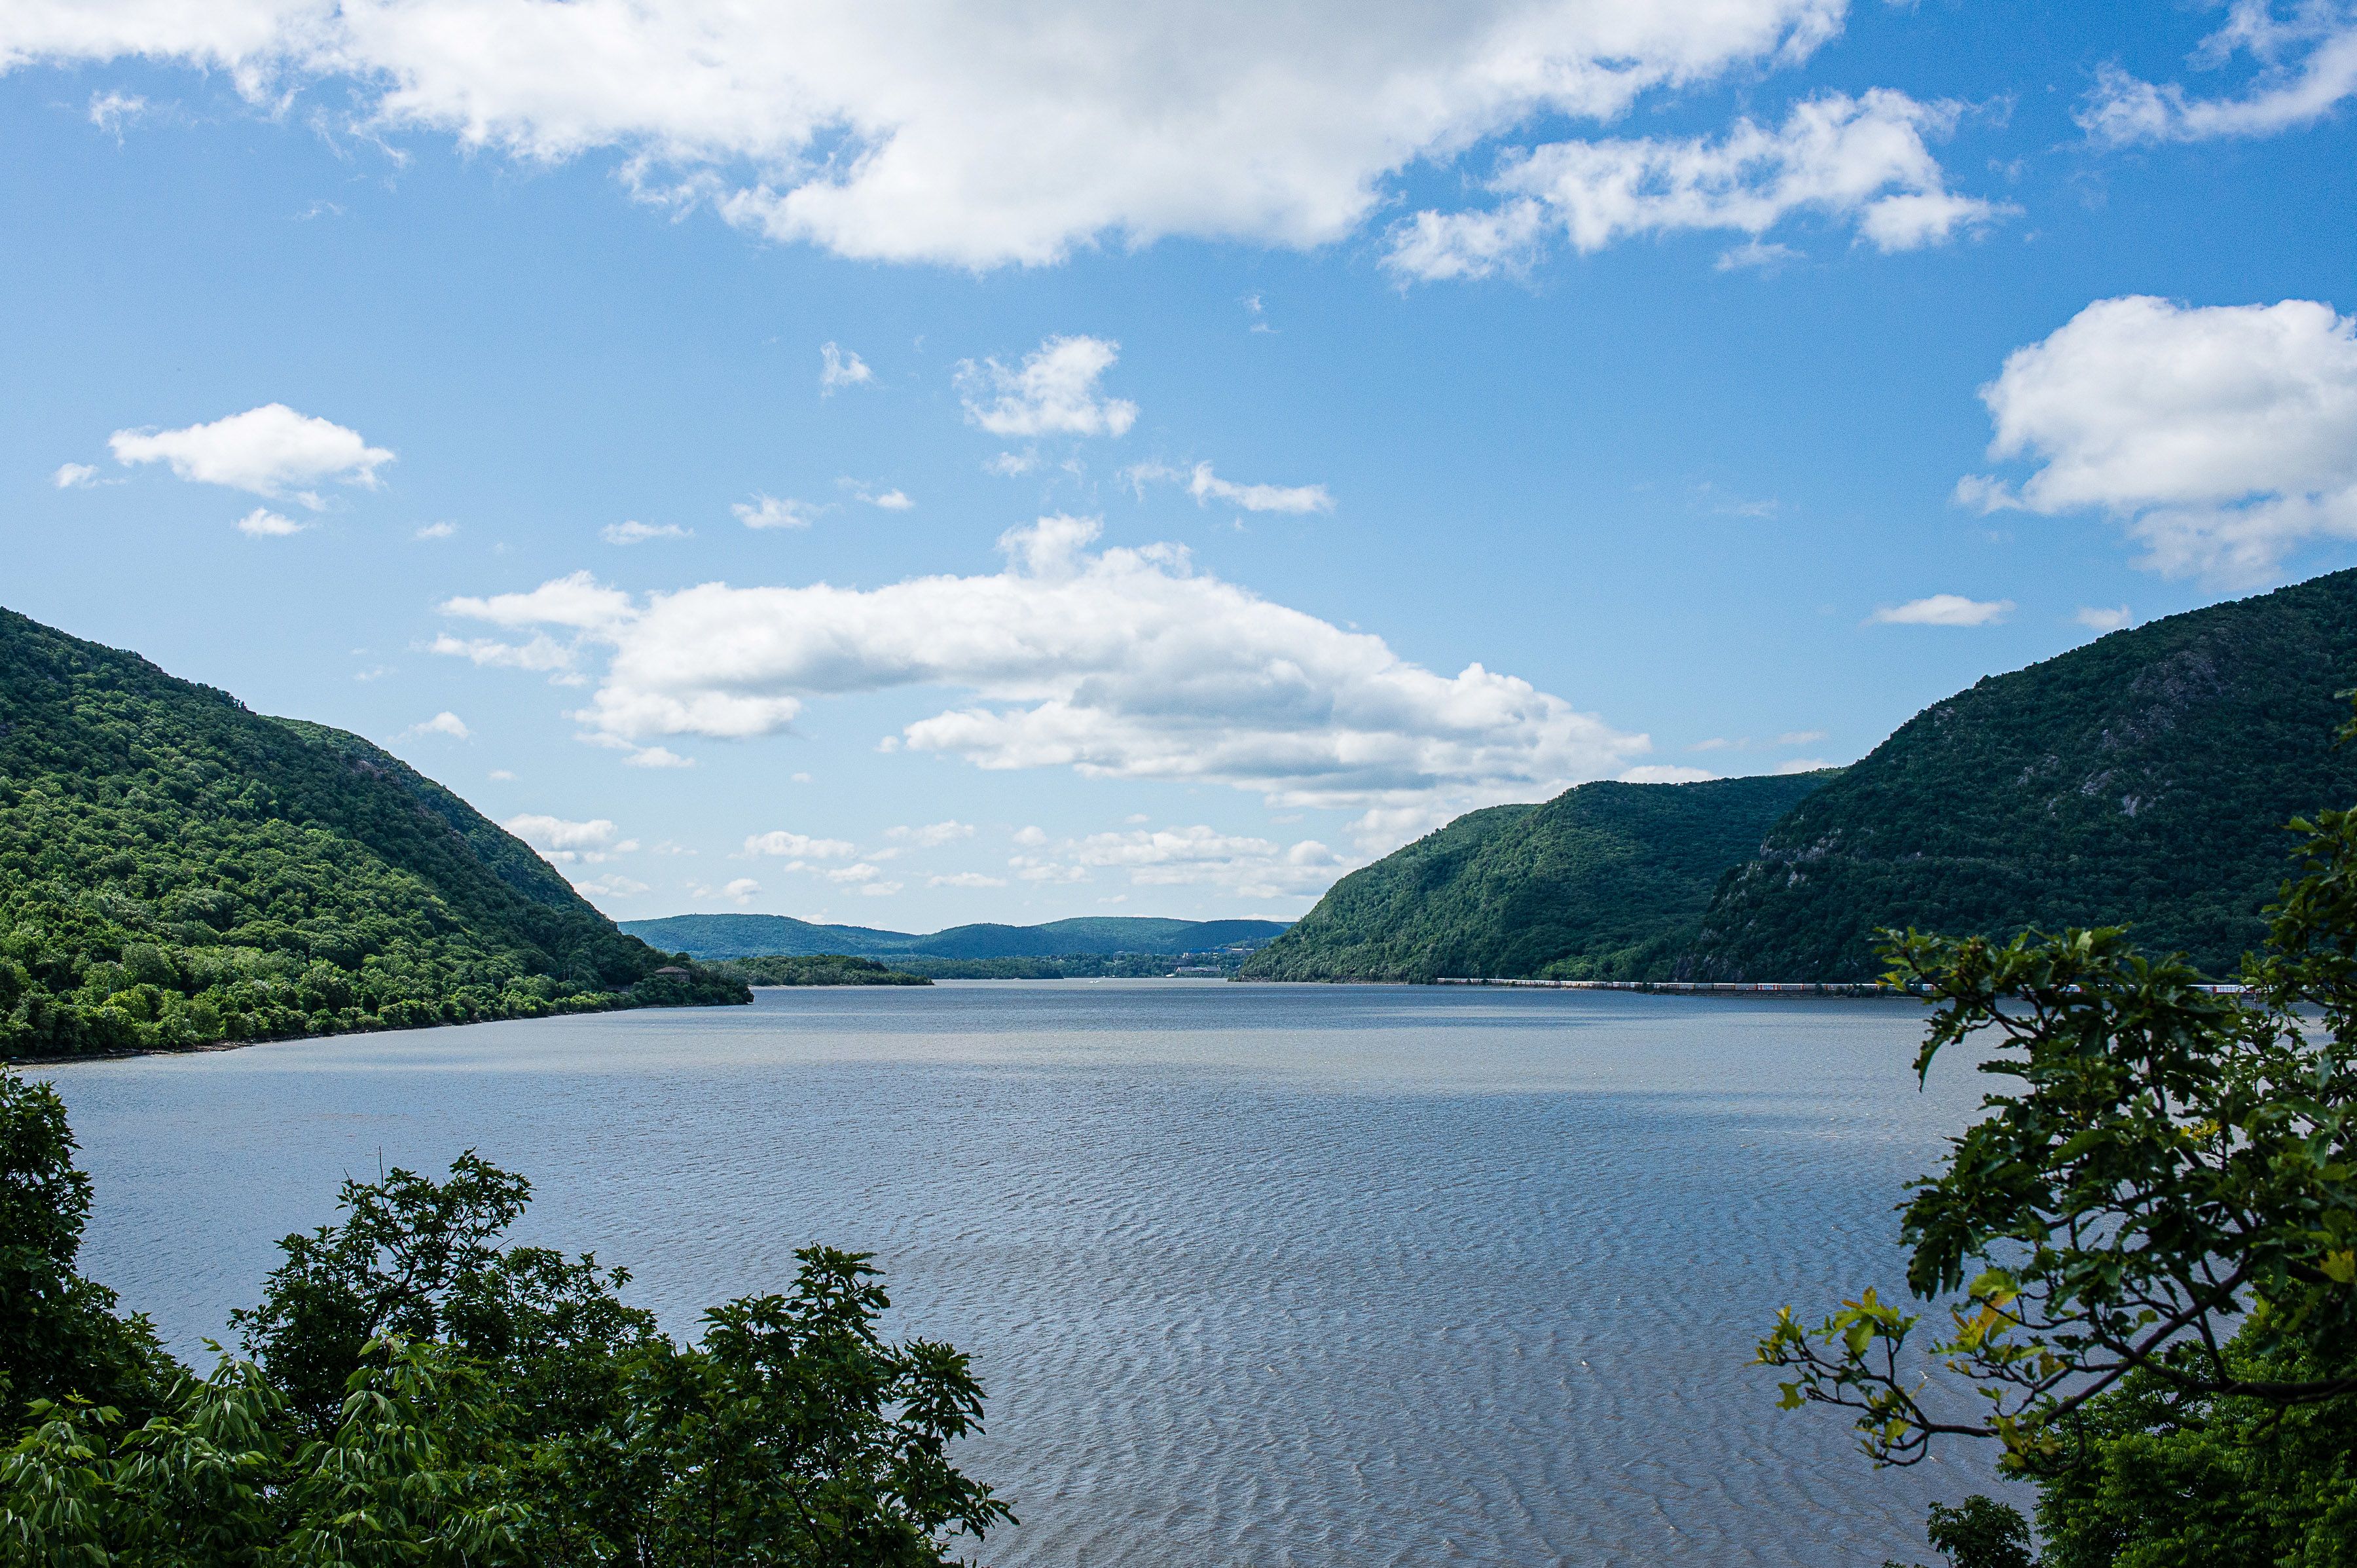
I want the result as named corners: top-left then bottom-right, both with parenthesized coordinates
top-left (1763, 710), bottom-right (2357, 1563)
top-left (0, 1081), bottom-right (1011, 1567)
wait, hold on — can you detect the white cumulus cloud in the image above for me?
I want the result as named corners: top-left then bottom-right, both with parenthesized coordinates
top-left (405, 710), bottom-right (470, 740)
top-left (1870, 594), bottom-right (2014, 627)
top-left (0, 0), bottom-right (1858, 268)
top-left (1957, 295), bottom-right (2357, 584)
top-left (505, 812), bottom-right (638, 864)
top-left (2079, 2), bottom-right (2357, 145)
top-left (1387, 90), bottom-right (2001, 280)
top-left (437, 515), bottom-right (1653, 840)
top-left (52, 462), bottom-right (99, 488)
top-left (109, 404), bottom-right (393, 505)
top-left (958, 337), bottom-right (1137, 437)
top-left (445, 571), bottom-right (635, 630)
top-left (2075, 604), bottom-right (2134, 631)
top-left (930, 871), bottom-right (1007, 888)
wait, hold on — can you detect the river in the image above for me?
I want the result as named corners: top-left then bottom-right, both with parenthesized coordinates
top-left (40, 979), bottom-right (2004, 1566)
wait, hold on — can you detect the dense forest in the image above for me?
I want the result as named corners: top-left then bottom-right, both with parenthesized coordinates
top-left (0, 608), bottom-right (744, 1058)
top-left (898, 952), bottom-right (1246, 979)
top-left (1685, 568), bottom-right (2357, 981)
top-left (623, 912), bottom-right (1286, 962)
top-left (1239, 773), bottom-right (1831, 982)
top-left (712, 953), bottom-right (931, 986)
top-left (1254, 570), bottom-right (2357, 985)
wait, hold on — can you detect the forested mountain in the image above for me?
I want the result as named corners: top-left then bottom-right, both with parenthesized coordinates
top-left (1248, 570), bottom-right (2357, 985)
top-left (622, 912), bottom-right (1287, 961)
top-left (0, 608), bottom-right (745, 1057)
top-left (1682, 568), bottom-right (2357, 980)
top-left (1239, 773), bottom-right (1833, 982)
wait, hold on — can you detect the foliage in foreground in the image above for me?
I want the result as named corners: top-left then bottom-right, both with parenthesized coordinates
top-left (1764, 715), bottom-right (2357, 1563)
top-left (0, 605), bottom-right (747, 1059)
top-left (0, 1074), bottom-right (1009, 1565)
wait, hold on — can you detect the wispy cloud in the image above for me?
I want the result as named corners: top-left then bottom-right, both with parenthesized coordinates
top-left (733, 494), bottom-right (826, 530)
top-left (234, 508), bottom-right (308, 538)
top-left (87, 90), bottom-right (146, 139)
top-left (1388, 90), bottom-right (2005, 282)
top-left (604, 519), bottom-right (693, 544)
top-left (1870, 594), bottom-right (2014, 626)
top-left (2079, 3), bottom-right (2357, 145)
top-left (744, 830), bottom-right (858, 860)
top-left (820, 341), bottom-right (874, 393)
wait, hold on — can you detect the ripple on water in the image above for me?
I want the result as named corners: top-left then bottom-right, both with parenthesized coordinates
top-left (41, 982), bottom-right (2004, 1567)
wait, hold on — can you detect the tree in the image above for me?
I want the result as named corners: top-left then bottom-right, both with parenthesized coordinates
top-left (1757, 890), bottom-right (2356, 1467)
top-left (231, 1152), bottom-right (656, 1443)
top-left (2026, 1343), bottom-right (2357, 1567)
top-left (217, 1156), bottom-right (1012, 1565)
top-left (566, 1249), bottom-right (1014, 1567)
top-left (0, 1070), bottom-right (172, 1431)
top-left (1884, 1495), bottom-right (2039, 1568)
top-left (1761, 717), bottom-right (2357, 1563)
top-left (0, 1343), bottom-right (527, 1568)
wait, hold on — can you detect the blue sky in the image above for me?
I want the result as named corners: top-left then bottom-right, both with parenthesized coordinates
top-left (7, 0), bottom-right (2357, 928)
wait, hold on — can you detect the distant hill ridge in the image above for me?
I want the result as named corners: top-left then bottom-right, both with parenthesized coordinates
top-left (1247, 568), bottom-right (2357, 985)
top-left (0, 606), bottom-right (746, 1057)
top-left (621, 913), bottom-right (1289, 962)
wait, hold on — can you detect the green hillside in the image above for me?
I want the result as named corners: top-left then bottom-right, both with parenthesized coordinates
top-left (1683, 569), bottom-right (2357, 981)
top-left (710, 954), bottom-right (931, 986)
top-left (621, 912), bottom-right (1288, 961)
top-left (1240, 773), bottom-right (1833, 982)
top-left (0, 608), bottom-right (746, 1057)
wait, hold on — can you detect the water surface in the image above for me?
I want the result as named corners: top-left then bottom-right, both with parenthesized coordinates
top-left (43, 981), bottom-right (2003, 1566)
